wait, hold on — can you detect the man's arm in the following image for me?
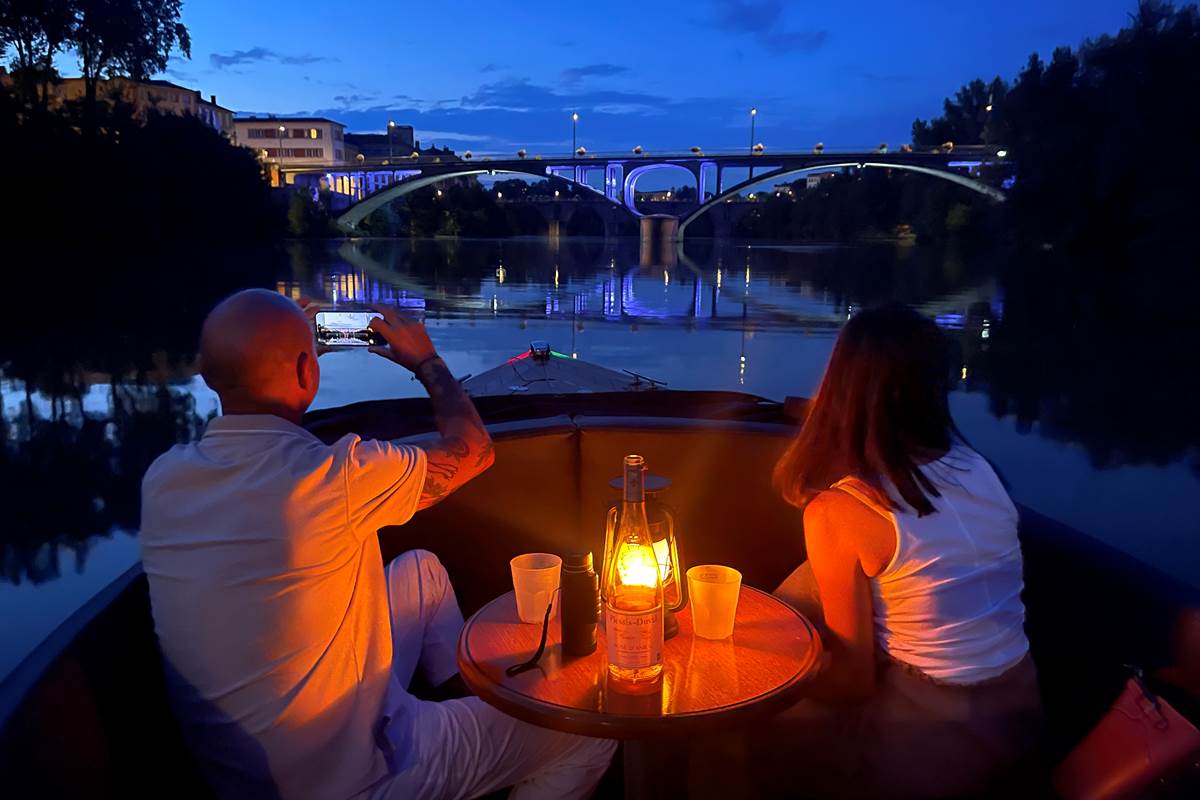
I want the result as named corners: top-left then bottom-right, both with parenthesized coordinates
top-left (411, 355), bottom-right (494, 509)
top-left (367, 310), bottom-right (494, 510)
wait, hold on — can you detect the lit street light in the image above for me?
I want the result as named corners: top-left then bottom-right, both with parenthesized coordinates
top-left (278, 124), bottom-right (287, 183)
top-left (571, 112), bottom-right (579, 157)
top-left (749, 107), bottom-right (758, 178)
top-left (387, 119), bottom-right (396, 159)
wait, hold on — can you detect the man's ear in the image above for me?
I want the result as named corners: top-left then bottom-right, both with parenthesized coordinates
top-left (296, 350), bottom-right (313, 391)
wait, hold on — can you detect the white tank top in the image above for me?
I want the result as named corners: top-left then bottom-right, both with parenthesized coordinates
top-left (834, 445), bottom-right (1030, 684)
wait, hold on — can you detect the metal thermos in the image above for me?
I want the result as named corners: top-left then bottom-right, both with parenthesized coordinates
top-left (561, 551), bottom-right (600, 656)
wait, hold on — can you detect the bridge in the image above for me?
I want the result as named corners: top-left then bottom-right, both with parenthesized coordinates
top-left (285, 146), bottom-right (1010, 240)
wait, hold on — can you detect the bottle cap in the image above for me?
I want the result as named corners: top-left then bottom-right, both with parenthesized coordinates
top-left (563, 551), bottom-right (593, 571)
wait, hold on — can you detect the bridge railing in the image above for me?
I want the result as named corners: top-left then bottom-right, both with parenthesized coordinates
top-left (282, 145), bottom-right (1007, 174)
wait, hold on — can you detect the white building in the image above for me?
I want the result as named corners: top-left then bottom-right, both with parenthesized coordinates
top-left (233, 116), bottom-right (349, 183)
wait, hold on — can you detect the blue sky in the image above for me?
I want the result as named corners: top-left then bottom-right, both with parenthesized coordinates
top-left (149, 0), bottom-right (1134, 155)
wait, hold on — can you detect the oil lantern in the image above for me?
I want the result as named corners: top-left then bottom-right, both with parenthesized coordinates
top-left (603, 472), bottom-right (687, 638)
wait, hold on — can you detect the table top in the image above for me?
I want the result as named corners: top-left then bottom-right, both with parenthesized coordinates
top-left (457, 586), bottom-right (822, 739)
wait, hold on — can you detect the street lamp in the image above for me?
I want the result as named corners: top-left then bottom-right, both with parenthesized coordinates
top-left (278, 124), bottom-right (287, 181)
top-left (749, 107), bottom-right (758, 179)
top-left (572, 112), bottom-right (579, 157)
top-left (387, 119), bottom-right (396, 159)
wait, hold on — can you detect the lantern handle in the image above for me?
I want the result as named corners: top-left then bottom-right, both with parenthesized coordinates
top-left (659, 499), bottom-right (688, 613)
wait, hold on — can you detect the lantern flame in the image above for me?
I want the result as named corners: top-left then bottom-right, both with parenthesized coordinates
top-left (616, 541), bottom-right (660, 588)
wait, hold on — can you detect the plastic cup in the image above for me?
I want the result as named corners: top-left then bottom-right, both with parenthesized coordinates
top-left (510, 553), bottom-right (562, 624)
top-left (687, 565), bottom-right (742, 640)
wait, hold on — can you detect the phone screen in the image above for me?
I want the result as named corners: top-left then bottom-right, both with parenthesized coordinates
top-left (314, 311), bottom-right (384, 347)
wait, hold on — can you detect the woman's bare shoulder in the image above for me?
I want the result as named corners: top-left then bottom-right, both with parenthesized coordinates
top-left (804, 488), bottom-right (896, 574)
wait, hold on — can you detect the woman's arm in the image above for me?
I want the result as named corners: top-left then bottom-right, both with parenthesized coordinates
top-left (801, 489), bottom-right (887, 703)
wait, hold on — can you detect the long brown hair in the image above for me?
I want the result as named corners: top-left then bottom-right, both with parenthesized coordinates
top-left (774, 304), bottom-right (961, 516)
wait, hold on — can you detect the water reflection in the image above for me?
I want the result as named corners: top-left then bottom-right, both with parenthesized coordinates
top-left (0, 244), bottom-right (277, 589)
top-left (2, 239), bottom-right (1197, 596)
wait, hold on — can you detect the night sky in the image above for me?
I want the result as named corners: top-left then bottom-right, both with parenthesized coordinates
top-left (152, 0), bottom-right (1133, 155)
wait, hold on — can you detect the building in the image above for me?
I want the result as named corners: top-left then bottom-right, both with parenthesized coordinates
top-left (233, 116), bottom-right (349, 182)
top-left (49, 77), bottom-right (234, 137)
top-left (805, 171), bottom-right (841, 190)
top-left (345, 125), bottom-right (415, 160)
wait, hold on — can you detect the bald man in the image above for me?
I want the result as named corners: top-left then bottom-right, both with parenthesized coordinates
top-left (140, 290), bottom-right (614, 800)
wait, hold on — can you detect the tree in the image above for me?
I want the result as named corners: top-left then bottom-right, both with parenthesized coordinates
top-left (74, 0), bottom-right (189, 116)
top-left (912, 76), bottom-right (1008, 146)
top-left (0, 0), bottom-right (75, 109)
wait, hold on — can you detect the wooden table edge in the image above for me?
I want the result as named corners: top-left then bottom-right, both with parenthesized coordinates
top-left (457, 586), bottom-right (824, 740)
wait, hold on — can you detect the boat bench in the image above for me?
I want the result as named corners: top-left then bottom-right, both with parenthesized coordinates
top-left (383, 414), bottom-right (1200, 772)
top-left (1, 414), bottom-right (1197, 796)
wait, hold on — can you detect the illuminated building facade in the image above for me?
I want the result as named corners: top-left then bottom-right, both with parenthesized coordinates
top-left (234, 116), bottom-right (351, 182)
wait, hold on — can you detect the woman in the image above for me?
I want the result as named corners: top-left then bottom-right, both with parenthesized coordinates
top-left (763, 304), bottom-right (1043, 799)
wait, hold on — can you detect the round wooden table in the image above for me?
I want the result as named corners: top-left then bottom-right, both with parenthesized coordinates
top-left (457, 586), bottom-right (822, 797)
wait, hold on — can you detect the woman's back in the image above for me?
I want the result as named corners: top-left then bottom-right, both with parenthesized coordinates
top-left (837, 445), bottom-right (1029, 684)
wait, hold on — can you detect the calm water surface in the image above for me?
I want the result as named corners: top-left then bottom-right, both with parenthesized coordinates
top-left (3, 237), bottom-right (1197, 681)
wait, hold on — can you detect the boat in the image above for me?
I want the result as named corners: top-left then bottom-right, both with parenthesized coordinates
top-left (462, 341), bottom-right (664, 397)
top-left (1, 351), bottom-right (1198, 797)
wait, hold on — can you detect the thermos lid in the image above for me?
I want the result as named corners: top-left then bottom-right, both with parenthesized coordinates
top-left (563, 551), bottom-right (593, 571)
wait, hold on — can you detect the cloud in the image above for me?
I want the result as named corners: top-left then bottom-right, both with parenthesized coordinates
top-left (479, 63), bottom-right (507, 73)
top-left (280, 53), bottom-right (334, 65)
top-left (560, 63), bottom-right (629, 85)
top-left (300, 75), bottom-right (755, 154)
top-left (702, 0), bottom-right (829, 54)
top-left (413, 129), bottom-right (492, 142)
top-left (209, 47), bottom-right (338, 69)
top-left (447, 77), bottom-right (669, 115)
top-left (332, 94), bottom-right (378, 108)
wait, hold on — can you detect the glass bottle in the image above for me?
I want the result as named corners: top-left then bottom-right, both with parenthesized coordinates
top-left (602, 455), bottom-right (665, 693)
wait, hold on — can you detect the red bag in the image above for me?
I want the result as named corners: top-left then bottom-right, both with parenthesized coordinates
top-left (1054, 672), bottom-right (1200, 800)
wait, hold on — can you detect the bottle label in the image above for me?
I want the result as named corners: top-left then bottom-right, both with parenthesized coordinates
top-left (605, 606), bottom-right (663, 669)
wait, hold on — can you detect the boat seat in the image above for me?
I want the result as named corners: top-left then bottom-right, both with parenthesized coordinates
top-left (384, 417), bottom-right (1200, 780)
top-left (3, 415), bottom-right (1198, 797)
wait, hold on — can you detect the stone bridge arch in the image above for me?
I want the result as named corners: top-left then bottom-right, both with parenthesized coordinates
top-left (334, 168), bottom-right (636, 234)
top-left (677, 161), bottom-right (1006, 239)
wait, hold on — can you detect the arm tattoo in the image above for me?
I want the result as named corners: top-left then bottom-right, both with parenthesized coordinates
top-left (415, 359), bottom-right (493, 509)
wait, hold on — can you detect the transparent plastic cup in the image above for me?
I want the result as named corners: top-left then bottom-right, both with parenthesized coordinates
top-left (510, 553), bottom-right (562, 624)
top-left (687, 565), bottom-right (742, 640)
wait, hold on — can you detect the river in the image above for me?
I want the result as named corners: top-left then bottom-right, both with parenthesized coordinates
top-left (2, 237), bottom-right (1197, 682)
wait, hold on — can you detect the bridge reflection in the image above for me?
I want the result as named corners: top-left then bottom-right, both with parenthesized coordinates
top-left (276, 240), bottom-right (996, 335)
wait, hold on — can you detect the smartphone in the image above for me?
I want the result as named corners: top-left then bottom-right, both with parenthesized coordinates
top-left (314, 310), bottom-right (386, 347)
